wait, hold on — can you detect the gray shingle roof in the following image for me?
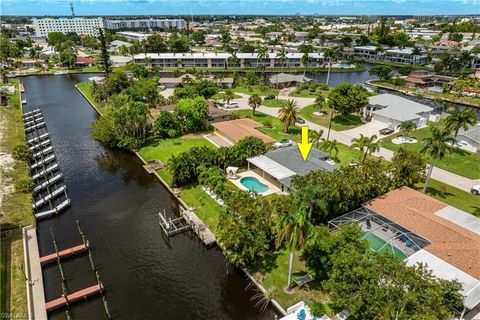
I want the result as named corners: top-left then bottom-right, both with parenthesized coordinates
top-left (264, 146), bottom-right (334, 176)
top-left (369, 94), bottom-right (433, 122)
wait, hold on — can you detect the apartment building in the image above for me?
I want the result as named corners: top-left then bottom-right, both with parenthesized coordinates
top-left (32, 17), bottom-right (104, 37)
top-left (353, 46), bottom-right (383, 60)
top-left (353, 46), bottom-right (429, 64)
top-left (116, 31), bottom-right (150, 41)
top-left (105, 18), bottom-right (186, 30)
top-left (133, 52), bottom-right (324, 69)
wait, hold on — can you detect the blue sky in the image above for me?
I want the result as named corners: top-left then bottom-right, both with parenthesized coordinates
top-left (1, 0), bottom-right (479, 16)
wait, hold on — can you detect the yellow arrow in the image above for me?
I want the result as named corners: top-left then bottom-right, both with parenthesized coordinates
top-left (297, 126), bottom-right (312, 161)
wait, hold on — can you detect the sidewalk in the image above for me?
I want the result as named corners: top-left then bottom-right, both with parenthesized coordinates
top-left (233, 93), bottom-right (477, 193)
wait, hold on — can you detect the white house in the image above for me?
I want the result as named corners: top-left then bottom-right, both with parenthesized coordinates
top-left (364, 94), bottom-right (434, 129)
top-left (455, 123), bottom-right (480, 153)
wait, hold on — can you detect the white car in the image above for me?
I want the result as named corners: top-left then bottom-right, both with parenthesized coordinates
top-left (471, 185), bottom-right (480, 196)
top-left (274, 139), bottom-right (294, 149)
top-left (224, 102), bottom-right (239, 109)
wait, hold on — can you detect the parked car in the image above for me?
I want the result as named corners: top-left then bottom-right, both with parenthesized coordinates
top-left (264, 95), bottom-right (275, 100)
top-left (297, 117), bottom-right (306, 124)
top-left (379, 128), bottom-right (394, 135)
top-left (224, 102), bottom-right (239, 109)
top-left (471, 185), bottom-right (480, 195)
top-left (274, 139), bottom-right (294, 149)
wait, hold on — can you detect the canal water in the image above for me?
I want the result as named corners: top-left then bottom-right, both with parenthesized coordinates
top-left (22, 74), bottom-right (277, 320)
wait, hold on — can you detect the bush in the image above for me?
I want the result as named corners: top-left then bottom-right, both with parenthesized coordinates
top-left (262, 119), bottom-right (273, 128)
top-left (398, 65), bottom-right (414, 76)
top-left (388, 78), bottom-right (406, 86)
top-left (12, 144), bottom-right (32, 161)
top-left (318, 83), bottom-right (329, 91)
top-left (15, 178), bottom-right (34, 193)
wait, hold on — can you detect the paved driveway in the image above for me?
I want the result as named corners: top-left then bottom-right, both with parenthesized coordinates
top-left (342, 122), bottom-right (390, 140)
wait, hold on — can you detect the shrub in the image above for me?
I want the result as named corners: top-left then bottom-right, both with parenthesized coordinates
top-left (318, 83), bottom-right (329, 91)
top-left (262, 119), bottom-right (273, 128)
top-left (15, 178), bottom-right (34, 193)
top-left (12, 144), bottom-right (32, 161)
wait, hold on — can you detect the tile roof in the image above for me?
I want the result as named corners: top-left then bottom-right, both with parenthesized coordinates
top-left (364, 187), bottom-right (480, 280)
top-left (212, 119), bottom-right (275, 144)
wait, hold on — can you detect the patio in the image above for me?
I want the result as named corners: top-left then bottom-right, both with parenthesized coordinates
top-left (228, 170), bottom-right (284, 196)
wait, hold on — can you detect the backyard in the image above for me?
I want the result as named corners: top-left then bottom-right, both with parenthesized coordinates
top-left (76, 81), bottom-right (106, 115)
top-left (300, 104), bottom-right (364, 131)
top-left (381, 122), bottom-right (480, 179)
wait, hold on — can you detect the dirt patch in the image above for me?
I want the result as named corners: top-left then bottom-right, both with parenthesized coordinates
top-left (0, 153), bottom-right (15, 211)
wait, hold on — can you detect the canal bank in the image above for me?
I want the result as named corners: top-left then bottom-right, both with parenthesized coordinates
top-left (21, 74), bottom-right (277, 320)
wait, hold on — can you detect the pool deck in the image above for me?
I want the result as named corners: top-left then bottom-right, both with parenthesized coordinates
top-left (228, 170), bottom-right (284, 196)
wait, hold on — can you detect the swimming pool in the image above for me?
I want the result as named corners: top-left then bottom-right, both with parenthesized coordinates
top-left (240, 176), bottom-right (269, 193)
top-left (364, 233), bottom-right (407, 260)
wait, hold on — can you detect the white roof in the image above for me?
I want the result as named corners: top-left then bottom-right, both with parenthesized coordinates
top-left (354, 45), bottom-right (379, 51)
top-left (110, 55), bottom-right (134, 63)
top-left (133, 52), bottom-right (324, 60)
top-left (247, 155), bottom-right (296, 180)
top-left (406, 250), bottom-right (480, 309)
top-left (435, 206), bottom-right (480, 236)
top-left (369, 94), bottom-right (433, 122)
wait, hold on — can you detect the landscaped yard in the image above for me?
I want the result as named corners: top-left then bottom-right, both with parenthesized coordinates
top-left (178, 184), bottom-right (223, 231)
top-left (288, 88), bottom-right (330, 99)
top-left (233, 85), bottom-right (279, 97)
top-left (262, 98), bottom-right (288, 108)
top-left (76, 81), bottom-right (106, 115)
top-left (253, 250), bottom-right (330, 311)
top-left (211, 92), bottom-right (242, 100)
top-left (417, 179), bottom-right (480, 217)
top-left (300, 104), bottom-right (364, 131)
top-left (381, 123), bottom-right (480, 179)
top-left (138, 135), bottom-right (211, 164)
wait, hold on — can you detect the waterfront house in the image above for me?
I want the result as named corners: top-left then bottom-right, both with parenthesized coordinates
top-left (353, 45), bottom-right (383, 60)
top-left (329, 187), bottom-right (480, 319)
top-left (384, 47), bottom-right (429, 65)
top-left (246, 146), bottom-right (334, 193)
top-left (364, 93), bottom-right (434, 129)
top-left (158, 74), bottom-right (234, 88)
top-left (454, 123), bottom-right (480, 152)
top-left (268, 73), bottom-right (311, 88)
top-left (75, 56), bottom-right (97, 68)
top-left (404, 70), bottom-right (452, 88)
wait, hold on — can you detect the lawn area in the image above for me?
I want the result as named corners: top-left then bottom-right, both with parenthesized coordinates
top-left (300, 105), bottom-right (364, 131)
top-left (138, 135), bottom-right (223, 230)
top-left (289, 88), bottom-right (330, 99)
top-left (253, 250), bottom-right (330, 310)
top-left (262, 98), bottom-right (288, 108)
top-left (380, 123), bottom-right (480, 179)
top-left (417, 179), bottom-right (480, 217)
top-left (76, 81), bottom-right (106, 115)
top-left (233, 110), bottom-right (302, 141)
top-left (233, 85), bottom-right (279, 97)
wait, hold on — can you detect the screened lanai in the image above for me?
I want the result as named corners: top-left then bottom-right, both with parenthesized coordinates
top-left (329, 207), bottom-right (431, 260)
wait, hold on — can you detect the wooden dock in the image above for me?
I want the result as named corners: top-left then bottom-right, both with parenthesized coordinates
top-left (181, 207), bottom-right (216, 246)
top-left (40, 243), bottom-right (89, 266)
top-left (158, 209), bottom-right (190, 236)
top-left (45, 284), bottom-right (103, 312)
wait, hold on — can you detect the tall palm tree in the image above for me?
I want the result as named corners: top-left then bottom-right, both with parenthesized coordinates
top-left (445, 108), bottom-right (477, 138)
top-left (248, 94), bottom-right (262, 115)
top-left (275, 210), bottom-right (311, 289)
top-left (320, 139), bottom-right (339, 157)
top-left (277, 48), bottom-right (288, 72)
top-left (324, 47), bottom-right (339, 86)
top-left (351, 134), bottom-right (379, 161)
top-left (398, 121), bottom-right (417, 138)
top-left (277, 100), bottom-right (299, 133)
top-left (301, 52), bottom-right (310, 77)
top-left (309, 129), bottom-right (324, 149)
top-left (411, 46), bottom-right (422, 65)
top-left (421, 127), bottom-right (455, 193)
top-left (222, 89), bottom-right (235, 105)
top-left (257, 48), bottom-right (270, 79)
top-left (228, 52), bottom-right (239, 77)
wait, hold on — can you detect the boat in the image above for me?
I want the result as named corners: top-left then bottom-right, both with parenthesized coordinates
top-left (54, 71), bottom-right (68, 75)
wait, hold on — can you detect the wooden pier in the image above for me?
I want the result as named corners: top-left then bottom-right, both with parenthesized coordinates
top-left (45, 284), bottom-right (103, 312)
top-left (181, 207), bottom-right (216, 246)
top-left (40, 242), bottom-right (89, 266)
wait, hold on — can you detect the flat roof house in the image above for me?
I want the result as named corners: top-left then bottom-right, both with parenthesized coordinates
top-left (329, 187), bottom-right (480, 318)
top-left (247, 146), bottom-right (334, 192)
top-left (364, 93), bottom-right (434, 129)
top-left (455, 123), bottom-right (480, 152)
top-left (211, 119), bottom-right (276, 145)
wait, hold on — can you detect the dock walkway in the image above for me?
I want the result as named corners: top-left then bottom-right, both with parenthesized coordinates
top-left (45, 284), bottom-right (103, 312)
top-left (40, 243), bottom-right (89, 266)
top-left (181, 208), bottom-right (216, 246)
top-left (23, 226), bottom-right (48, 320)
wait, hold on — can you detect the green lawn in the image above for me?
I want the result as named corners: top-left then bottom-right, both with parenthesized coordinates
top-left (233, 85), bottom-right (279, 97)
top-left (211, 92), bottom-right (242, 100)
top-left (381, 123), bottom-right (480, 179)
top-left (262, 98), bottom-right (288, 108)
top-left (179, 184), bottom-right (224, 231)
top-left (300, 105), bottom-right (364, 131)
top-left (138, 135), bottom-right (211, 164)
top-left (417, 180), bottom-right (480, 217)
top-left (252, 250), bottom-right (330, 310)
top-left (233, 110), bottom-right (302, 141)
top-left (76, 81), bottom-right (106, 115)
top-left (289, 88), bottom-right (330, 99)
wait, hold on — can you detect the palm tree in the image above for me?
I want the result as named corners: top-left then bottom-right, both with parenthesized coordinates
top-left (445, 108), bottom-right (477, 138)
top-left (309, 129), bottom-right (324, 149)
top-left (320, 139), bottom-right (339, 157)
top-left (421, 127), bottom-right (455, 193)
top-left (351, 134), bottom-right (379, 161)
top-left (277, 48), bottom-right (288, 72)
top-left (277, 100), bottom-right (299, 133)
top-left (324, 47), bottom-right (339, 86)
top-left (301, 52), bottom-right (310, 77)
top-left (222, 89), bottom-right (235, 105)
top-left (275, 210), bottom-right (311, 289)
top-left (398, 121), bottom-right (417, 138)
top-left (248, 94), bottom-right (262, 115)
top-left (257, 48), bottom-right (270, 79)
top-left (411, 46), bottom-right (422, 65)
top-left (228, 52), bottom-right (239, 77)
